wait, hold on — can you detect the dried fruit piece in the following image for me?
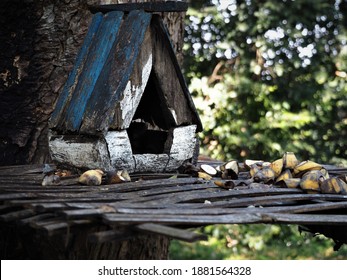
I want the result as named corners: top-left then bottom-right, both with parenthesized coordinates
top-left (221, 160), bottom-right (239, 179)
top-left (42, 174), bottom-right (61, 186)
top-left (200, 164), bottom-right (218, 176)
top-left (320, 168), bottom-right (330, 179)
top-left (214, 180), bottom-right (235, 189)
top-left (270, 158), bottom-right (284, 177)
top-left (105, 170), bottom-right (131, 184)
top-left (253, 167), bottom-right (275, 183)
top-left (275, 169), bottom-right (292, 183)
top-left (320, 177), bottom-right (347, 194)
top-left (249, 164), bottom-right (261, 178)
top-left (300, 170), bottom-right (325, 193)
top-left (283, 178), bottom-right (301, 188)
top-left (282, 152), bottom-right (299, 169)
top-left (78, 169), bottom-right (104, 186)
top-left (198, 172), bottom-right (212, 180)
top-left (244, 159), bottom-right (264, 169)
top-left (293, 160), bottom-right (322, 176)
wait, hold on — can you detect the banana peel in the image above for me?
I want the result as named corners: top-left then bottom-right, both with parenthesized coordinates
top-left (221, 160), bottom-right (239, 179)
top-left (270, 158), bottom-right (283, 177)
top-left (244, 159), bottom-right (264, 169)
top-left (200, 164), bottom-right (218, 176)
top-left (198, 172), bottom-right (212, 180)
top-left (283, 178), bottom-right (301, 188)
top-left (214, 180), bottom-right (235, 189)
top-left (78, 169), bottom-right (104, 186)
top-left (253, 167), bottom-right (275, 183)
top-left (282, 152), bottom-right (299, 169)
top-left (293, 160), bottom-right (322, 176)
top-left (249, 164), bottom-right (261, 178)
top-left (300, 170), bottom-right (325, 193)
top-left (203, 152), bottom-right (346, 196)
top-left (105, 169), bottom-right (131, 184)
top-left (320, 177), bottom-right (347, 194)
top-left (275, 169), bottom-right (292, 183)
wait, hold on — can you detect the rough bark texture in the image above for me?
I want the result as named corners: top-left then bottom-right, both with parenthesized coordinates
top-left (0, 0), bottom-right (186, 260)
top-left (0, 0), bottom-right (91, 165)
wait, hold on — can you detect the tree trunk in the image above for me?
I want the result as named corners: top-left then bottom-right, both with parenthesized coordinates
top-left (0, 0), bottom-right (186, 259)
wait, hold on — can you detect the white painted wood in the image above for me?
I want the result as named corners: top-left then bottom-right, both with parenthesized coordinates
top-left (111, 28), bottom-right (153, 130)
top-left (105, 130), bottom-right (135, 172)
top-left (49, 133), bottom-right (111, 170)
top-left (133, 154), bottom-right (169, 173)
top-left (165, 125), bottom-right (197, 171)
top-left (49, 125), bottom-right (198, 173)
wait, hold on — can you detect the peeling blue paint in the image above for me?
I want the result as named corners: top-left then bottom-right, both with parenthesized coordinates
top-left (79, 10), bottom-right (152, 134)
top-left (62, 11), bottom-right (124, 132)
top-left (49, 12), bottom-right (103, 128)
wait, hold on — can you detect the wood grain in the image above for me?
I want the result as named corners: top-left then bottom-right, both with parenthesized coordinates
top-left (1, 163), bottom-right (347, 245)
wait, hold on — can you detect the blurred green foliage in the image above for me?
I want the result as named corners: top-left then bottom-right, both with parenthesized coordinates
top-left (184, 0), bottom-right (347, 164)
top-left (169, 224), bottom-right (347, 259)
top-left (170, 0), bottom-right (347, 260)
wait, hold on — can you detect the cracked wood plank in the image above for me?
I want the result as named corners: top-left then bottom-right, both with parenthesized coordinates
top-left (135, 223), bottom-right (207, 242)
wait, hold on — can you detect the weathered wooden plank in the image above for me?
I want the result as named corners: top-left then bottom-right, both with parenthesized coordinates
top-left (89, 1), bottom-right (188, 13)
top-left (135, 223), bottom-right (207, 242)
top-left (115, 201), bottom-right (347, 215)
top-left (133, 182), bottom-right (212, 197)
top-left (49, 13), bottom-right (103, 129)
top-left (49, 134), bottom-right (111, 170)
top-left (18, 213), bottom-right (55, 226)
top-left (30, 202), bottom-right (108, 212)
top-left (0, 164), bottom-right (56, 175)
top-left (102, 177), bottom-right (204, 194)
top-left (197, 194), bottom-right (347, 209)
top-left (62, 206), bottom-right (116, 219)
top-left (104, 212), bottom-right (347, 226)
top-left (103, 213), bottom-right (263, 225)
top-left (2, 178), bottom-right (206, 206)
top-left (79, 10), bottom-right (152, 135)
top-left (0, 209), bottom-right (35, 222)
top-left (133, 154), bottom-right (169, 173)
top-left (0, 193), bottom-right (36, 201)
top-left (264, 213), bottom-right (347, 225)
top-left (30, 202), bottom-right (69, 212)
top-left (165, 125), bottom-right (198, 171)
top-left (151, 15), bottom-right (203, 131)
top-left (109, 27), bottom-right (153, 130)
top-left (105, 131), bottom-right (135, 171)
top-left (59, 11), bottom-right (123, 132)
top-left (7, 198), bottom-right (111, 207)
top-left (40, 220), bottom-right (93, 236)
top-left (88, 229), bottom-right (137, 243)
top-left (0, 175), bottom-right (43, 185)
top-left (130, 173), bottom-right (190, 181)
top-left (127, 186), bottom-right (303, 204)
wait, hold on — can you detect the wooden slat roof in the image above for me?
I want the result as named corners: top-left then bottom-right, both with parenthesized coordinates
top-left (0, 163), bottom-right (346, 243)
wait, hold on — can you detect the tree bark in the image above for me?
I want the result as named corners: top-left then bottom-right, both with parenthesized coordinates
top-left (0, 0), bottom-right (186, 259)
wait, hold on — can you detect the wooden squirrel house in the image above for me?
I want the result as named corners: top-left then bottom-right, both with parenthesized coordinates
top-left (48, 4), bottom-right (202, 173)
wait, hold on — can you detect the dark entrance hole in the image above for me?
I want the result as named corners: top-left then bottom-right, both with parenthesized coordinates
top-left (127, 71), bottom-right (175, 154)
